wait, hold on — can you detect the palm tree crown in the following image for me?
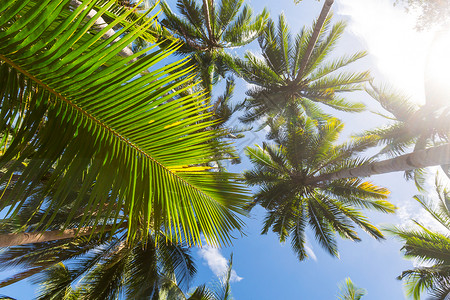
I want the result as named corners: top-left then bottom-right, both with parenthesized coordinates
top-left (160, 0), bottom-right (269, 91)
top-left (363, 83), bottom-right (449, 156)
top-left (244, 116), bottom-right (396, 260)
top-left (23, 234), bottom-right (196, 299)
top-left (0, 195), bottom-right (197, 299)
top-left (230, 14), bottom-right (369, 127)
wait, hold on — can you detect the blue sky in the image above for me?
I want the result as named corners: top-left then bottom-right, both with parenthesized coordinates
top-left (1, 0), bottom-right (448, 299)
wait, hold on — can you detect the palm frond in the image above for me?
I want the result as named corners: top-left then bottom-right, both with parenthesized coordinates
top-left (222, 5), bottom-right (268, 46)
top-left (365, 82), bottom-right (418, 122)
top-left (308, 199), bottom-right (339, 257)
top-left (0, 0), bottom-right (249, 247)
top-left (303, 16), bottom-right (344, 77)
top-left (187, 285), bottom-right (215, 300)
top-left (34, 263), bottom-right (74, 300)
top-left (309, 51), bottom-right (368, 81)
top-left (290, 203), bottom-right (308, 260)
top-left (213, 254), bottom-right (234, 300)
top-left (337, 277), bottom-right (367, 300)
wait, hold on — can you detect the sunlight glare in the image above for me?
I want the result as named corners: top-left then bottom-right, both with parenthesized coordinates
top-left (425, 28), bottom-right (450, 105)
top-left (338, 0), bottom-right (434, 105)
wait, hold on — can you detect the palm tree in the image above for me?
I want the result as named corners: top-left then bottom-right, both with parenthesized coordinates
top-left (0, 198), bottom-right (197, 299)
top-left (336, 278), bottom-right (366, 300)
top-left (387, 179), bottom-right (450, 300)
top-left (309, 87), bottom-right (450, 185)
top-left (294, 82), bottom-right (450, 184)
top-left (362, 83), bottom-right (448, 156)
top-left (244, 116), bottom-right (396, 260)
top-left (0, 175), bottom-right (129, 249)
top-left (0, 0), bottom-right (249, 247)
top-left (160, 0), bottom-right (269, 93)
top-left (159, 0), bottom-right (269, 163)
top-left (229, 13), bottom-right (369, 127)
top-left (7, 234), bottom-right (197, 299)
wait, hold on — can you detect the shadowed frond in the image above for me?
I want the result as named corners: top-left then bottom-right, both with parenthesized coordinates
top-left (2, 214), bottom-right (198, 299)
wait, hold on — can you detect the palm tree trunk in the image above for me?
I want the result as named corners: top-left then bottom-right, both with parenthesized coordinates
top-left (295, 0), bottom-right (334, 80)
top-left (202, 0), bottom-right (214, 42)
top-left (0, 225), bottom-right (115, 248)
top-left (70, 0), bottom-right (134, 58)
top-left (308, 143), bottom-right (450, 184)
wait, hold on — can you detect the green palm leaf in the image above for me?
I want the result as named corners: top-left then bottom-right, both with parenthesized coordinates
top-left (0, 0), bottom-right (249, 246)
top-left (0, 201), bottom-right (198, 298)
top-left (336, 277), bottom-right (366, 300)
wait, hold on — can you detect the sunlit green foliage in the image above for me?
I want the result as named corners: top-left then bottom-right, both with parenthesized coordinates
top-left (0, 0), bottom-right (249, 247)
top-left (336, 277), bottom-right (366, 300)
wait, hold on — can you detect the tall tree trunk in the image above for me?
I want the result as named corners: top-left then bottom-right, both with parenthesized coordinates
top-left (70, 0), bottom-right (134, 59)
top-left (307, 143), bottom-right (450, 184)
top-left (202, 0), bottom-right (214, 43)
top-left (0, 225), bottom-right (117, 248)
top-left (295, 0), bottom-right (334, 81)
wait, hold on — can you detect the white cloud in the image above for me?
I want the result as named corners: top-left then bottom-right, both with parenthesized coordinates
top-left (198, 245), bottom-right (243, 283)
top-left (337, 0), bottom-right (433, 105)
top-left (305, 243), bottom-right (317, 261)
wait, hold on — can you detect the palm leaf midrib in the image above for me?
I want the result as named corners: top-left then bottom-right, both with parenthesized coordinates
top-left (0, 53), bottom-right (183, 176)
top-left (2, 42), bottom-right (228, 208)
